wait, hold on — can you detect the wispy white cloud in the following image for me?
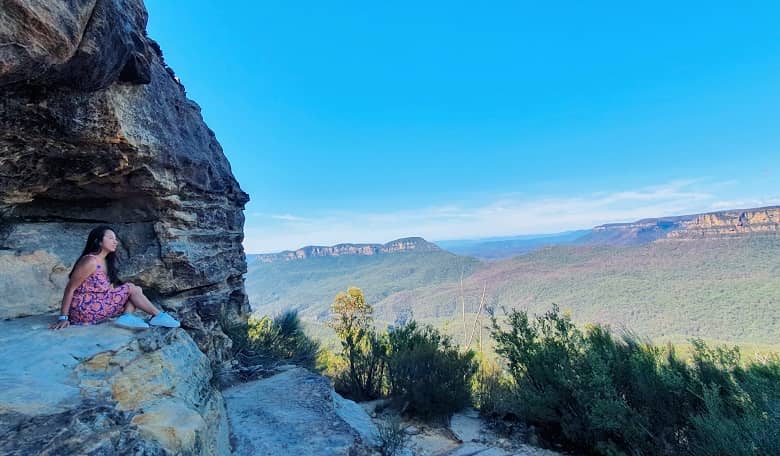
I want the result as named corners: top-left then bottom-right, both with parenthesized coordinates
top-left (243, 180), bottom-right (777, 253)
top-left (270, 214), bottom-right (311, 222)
top-left (708, 198), bottom-right (780, 211)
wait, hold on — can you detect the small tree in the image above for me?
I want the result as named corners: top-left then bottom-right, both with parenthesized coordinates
top-left (330, 287), bottom-right (385, 400)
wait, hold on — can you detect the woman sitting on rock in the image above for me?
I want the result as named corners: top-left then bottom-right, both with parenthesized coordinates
top-left (50, 225), bottom-right (180, 330)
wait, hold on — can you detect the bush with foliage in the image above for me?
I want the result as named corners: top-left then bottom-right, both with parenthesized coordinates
top-left (329, 287), bottom-right (386, 400)
top-left (491, 305), bottom-right (780, 455)
top-left (385, 321), bottom-right (476, 419)
top-left (225, 310), bottom-right (320, 371)
top-left (327, 288), bottom-right (477, 418)
top-left (471, 354), bottom-right (517, 418)
top-left (686, 344), bottom-right (780, 456)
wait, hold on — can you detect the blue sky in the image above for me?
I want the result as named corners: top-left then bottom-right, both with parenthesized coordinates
top-left (146, 1), bottom-right (779, 253)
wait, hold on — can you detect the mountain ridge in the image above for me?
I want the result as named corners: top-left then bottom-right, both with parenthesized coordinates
top-left (252, 205), bottom-right (779, 262)
top-left (245, 205), bottom-right (780, 346)
top-left (582, 205), bottom-right (779, 246)
top-left (256, 237), bottom-right (440, 263)
top-left (438, 205), bottom-right (780, 258)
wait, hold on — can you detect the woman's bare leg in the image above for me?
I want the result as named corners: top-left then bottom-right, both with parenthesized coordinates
top-left (123, 301), bottom-right (136, 314)
top-left (127, 283), bottom-right (161, 317)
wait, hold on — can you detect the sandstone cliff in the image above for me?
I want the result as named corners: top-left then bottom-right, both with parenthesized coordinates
top-left (0, 0), bottom-right (250, 364)
top-left (583, 206), bottom-right (779, 245)
top-left (257, 236), bottom-right (440, 263)
top-left (668, 206), bottom-right (780, 239)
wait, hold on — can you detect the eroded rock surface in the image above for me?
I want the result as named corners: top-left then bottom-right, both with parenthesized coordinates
top-left (0, 315), bottom-right (229, 455)
top-left (362, 406), bottom-right (563, 456)
top-left (586, 206), bottom-right (780, 246)
top-left (0, 0), bottom-right (250, 364)
top-left (223, 367), bottom-right (378, 455)
top-left (0, 0), bottom-right (152, 89)
top-left (671, 206), bottom-right (780, 238)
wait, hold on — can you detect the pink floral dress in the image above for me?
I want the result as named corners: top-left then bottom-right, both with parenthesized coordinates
top-left (68, 256), bottom-right (131, 325)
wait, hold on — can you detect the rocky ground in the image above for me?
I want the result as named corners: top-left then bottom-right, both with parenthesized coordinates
top-left (0, 315), bottom-right (229, 455)
top-left (0, 315), bottom-right (382, 455)
top-left (224, 366), bottom-right (377, 455)
top-left (361, 401), bottom-right (563, 456)
top-left (221, 364), bottom-right (564, 456)
top-left (0, 313), bottom-right (563, 455)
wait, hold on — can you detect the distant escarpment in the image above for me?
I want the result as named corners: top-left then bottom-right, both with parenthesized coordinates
top-left (581, 206), bottom-right (779, 246)
top-left (0, 0), bottom-right (250, 364)
top-left (257, 237), bottom-right (440, 263)
top-left (668, 206), bottom-right (780, 239)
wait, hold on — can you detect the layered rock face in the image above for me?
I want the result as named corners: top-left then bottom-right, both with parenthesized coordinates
top-left (669, 206), bottom-right (780, 239)
top-left (0, 0), bottom-right (250, 363)
top-left (585, 206), bottom-right (779, 245)
top-left (258, 236), bottom-right (440, 263)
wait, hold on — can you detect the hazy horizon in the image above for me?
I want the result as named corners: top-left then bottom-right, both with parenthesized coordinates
top-left (248, 201), bottom-right (779, 254)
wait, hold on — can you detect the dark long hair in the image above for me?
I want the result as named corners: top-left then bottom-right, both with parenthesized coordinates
top-left (69, 225), bottom-right (123, 285)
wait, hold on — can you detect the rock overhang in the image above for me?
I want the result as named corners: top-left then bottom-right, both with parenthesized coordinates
top-left (0, 0), bottom-right (251, 364)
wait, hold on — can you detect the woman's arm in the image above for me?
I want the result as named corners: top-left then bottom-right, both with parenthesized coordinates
top-left (50, 256), bottom-right (97, 330)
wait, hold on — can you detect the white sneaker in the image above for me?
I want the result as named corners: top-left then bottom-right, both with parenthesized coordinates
top-left (116, 314), bottom-right (150, 330)
top-left (149, 312), bottom-right (180, 328)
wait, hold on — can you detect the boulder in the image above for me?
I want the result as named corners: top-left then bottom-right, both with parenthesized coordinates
top-left (0, 315), bottom-right (230, 455)
top-left (450, 408), bottom-right (484, 443)
top-left (223, 367), bottom-right (378, 455)
top-left (333, 391), bottom-right (380, 446)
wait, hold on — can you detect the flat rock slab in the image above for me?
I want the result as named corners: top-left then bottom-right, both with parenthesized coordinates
top-left (0, 315), bottom-right (137, 415)
top-left (379, 410), bottom-right (564, 456)
top-left (224, 367), bottom-right (377, 455)
top-left (407, 429), bottom-right (460, 455)
top-left (450, 408), bottom-right (485, 443)
top-left (445, 443), bottom-right (511, 456)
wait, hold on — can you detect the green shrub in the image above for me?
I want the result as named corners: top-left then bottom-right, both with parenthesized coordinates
top-left (226, 310), bottom-right (320, 371)
top-left (687, 383), bottom-right (780, 456)
top-left (330, 287), bottom-right (386, 400)
top-left (491, 305), bottom-right (780, 455)
top-left (327, 287), bottom-right (476, 415)
top-left (471, 355), bottom-right (518, 418)
top-left (386, 321), bottom-right (476, 419)
top-left (332, 329), bottom-right (387, 400)
top-left (686, 349), bottom-right (780, 455)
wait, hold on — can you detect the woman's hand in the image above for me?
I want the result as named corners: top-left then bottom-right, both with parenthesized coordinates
top-left (50, 319), bottom-right (70, 330)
